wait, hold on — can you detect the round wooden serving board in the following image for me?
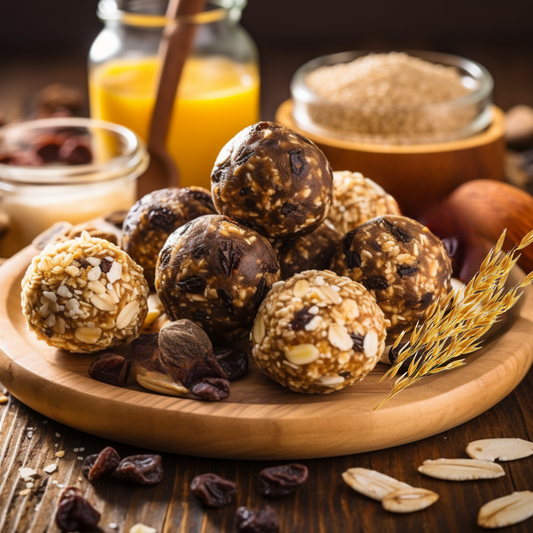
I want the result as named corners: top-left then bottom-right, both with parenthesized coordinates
top-left (1, 245), bottom-right (533, 460)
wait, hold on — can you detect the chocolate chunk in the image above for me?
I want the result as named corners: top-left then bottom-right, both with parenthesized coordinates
top-left (397, 264), bottom-right (420, 276)
top-left (178, 276), bottom-right (207, 294)
top-left (345, 250), bottom-right (362, 269)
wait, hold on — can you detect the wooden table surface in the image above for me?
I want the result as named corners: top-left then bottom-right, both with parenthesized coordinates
top-left (1, 39), bottom-right (533, 533)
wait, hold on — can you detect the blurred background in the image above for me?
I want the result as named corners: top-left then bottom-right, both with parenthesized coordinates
top-left (1, 0), bottom-right (533, 121)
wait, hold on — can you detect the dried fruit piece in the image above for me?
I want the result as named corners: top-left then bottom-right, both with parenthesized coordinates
top-left (382, 487), bottom-right (439, 513)
top-left (478, 491), bottom-right (533, 529)
top-left (113, 454), bottom-right (163, 485)
top-left (190, 473), bottom-right (238, 507)
top-left (84, 446), bottom-right (121, 483)
top-left (466, 438), bottom-right (533, 462)
top-left (215, 349), bottom-right (249, 381)
top-left (342, 468), bottom-right (412, 501)
top-left (55, 486), bottom-right (100, 532)
top-left (87, 353), bottom-right (126, 386)
top-left (235, 506), bottom-right (279, 533)
top-left (418, 458), bottom-right (505, 481)
top-left (190, 377), bottom-right (230, 401)
top-left (257, 463), bottom-right (308, 497)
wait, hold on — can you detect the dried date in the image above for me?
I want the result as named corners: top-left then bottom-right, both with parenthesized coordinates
top-left (55, 486), bottom-right (100, 532)
top-left (257, 463), bottom-right (308, 497)
top-left (113, 454), bottom-right (163, 485)
top-left (190, 473), bottom-right (238, 507)
top-left (235, 506), bottom-right (279, 533)
top-left (215, 348), bottom-right (249, 381)
top-left (87, 353), bottom-right (126, 386)
top-left (190, 377), bottom-right (230, 401)
top-left (83, 446), bottom-right (121, 483)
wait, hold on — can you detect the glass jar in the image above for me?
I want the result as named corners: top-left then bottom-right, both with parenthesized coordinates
top-left (89, 0), bottom-right (259, 190)
top-left (0, 117), bottom-right (148, 257)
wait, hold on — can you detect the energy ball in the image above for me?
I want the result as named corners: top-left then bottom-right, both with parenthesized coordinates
top-left (123, 187), bottom-right (216, 287)
top-left (155, 215), bottom-right (280, 343)
top-left (21, 231), bottom-right (149, 353)
top-left (327, 171), bottom-right (401, 235)
top-left (330, 215), bottom-right (452, 341)
top-left (251, 270), bottom-right (387, 394)
top-left (273, 220), bottom-right (340, 280)
top-left (211, 121), bottom-right (333, 239)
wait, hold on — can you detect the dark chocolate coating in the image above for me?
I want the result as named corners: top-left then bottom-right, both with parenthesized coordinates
top-left (273, 220), bottom-right (340, 280)
top-left (211, 121), bottom-right (333, 239)
top-left (155, 215), bottom-right (280, 343)
top-left (122, 187), bottom-right (216, 287)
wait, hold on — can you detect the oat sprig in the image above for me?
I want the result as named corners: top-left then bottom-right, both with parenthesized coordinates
top-left (375, 229), bottom-right (533, 409)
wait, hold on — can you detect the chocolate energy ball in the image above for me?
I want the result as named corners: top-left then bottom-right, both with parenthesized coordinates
top-left (211, 121), bottom-right (334, 239)
top-left (155, 215), bottom-right (280, 343)
top-left (330, 215), bottom-right (452, 341)
top-left (327, 171), bottom-right (401, 236)
top-left (273, 220), bottom-right (340, 280)
top-left (123, 187), bottom-right (216, 287)
top-left (21, 231), bottom-right (149, 353)
top-left (251, 270), bottom-right (387, 394)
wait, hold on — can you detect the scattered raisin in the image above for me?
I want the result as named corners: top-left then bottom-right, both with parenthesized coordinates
top-left (113, 454), bottom-right (163, 485)
top-left (219, 241), bottom-right (242, 277)
top-left (217, 288), bottom-right (234, 314)
top-left (100, 257), bottom-right (113, 274)
top-left (252, 277), bottom-right (269, 309)
top-left (148, 207), bottom-right (176, 230)
top-left (178, 275), bottom-right (207, 294)
top-left (87, 353), bottom-right (126, 386)
top-left (192, 244), bottom-right (209, 260)
top-left (342, 230), bottom-right (356, 254)
top-left (85, 447), bottom-right (121, 483)
top-left (350, 333), bottom-right (365, 352)
top-left (397, 264), bottom-right (420, 277)
top-left (381, 219), bottom-right (413, 243)
top-left (344, 250), bottom-right (361, 269)
top-left (235, 506), bottom-right (279, 533)
top-left (257, 464), bottom-right (308, 497)
top-left (362, 277), bottom-right (389, 291)
top-left (289, 149), bottom-right (308, 177)
top-left (190, 473), bottom-right (238, 507)
top-left (55, 486), bottom-right (100, 532)
top-left (280, 202), bottom-right (298, 216)
top-left (289, 307), bottom-right (314, 331)
top-left (190, 377), bottom-right (230, 401)
top-left (81, 455), bottom-right (98, 479)
top-left (215, 349), bottom-right (249, 381)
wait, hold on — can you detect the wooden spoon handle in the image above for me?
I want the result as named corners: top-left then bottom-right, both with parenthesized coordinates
top-left (148, 0), bottom-right (207, 152)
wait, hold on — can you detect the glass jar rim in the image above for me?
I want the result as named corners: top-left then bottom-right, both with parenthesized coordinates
top-left (0, 117), bottom-right (148, 188)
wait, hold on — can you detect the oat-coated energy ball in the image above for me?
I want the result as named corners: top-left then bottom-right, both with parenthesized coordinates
top-left (211, 121), bottom-right (334, 239)
top-left (155, 215), bottom-right (280, 343)
top-left (330, 215), bottom-right (452, 341)
top-left (251, 270), bottom-right (387, 394)
top-left (273, 220), bottom-right (340, 280)
top-left (21, 231), bottom-right (149, 353)
top-left (122, 187), bottom-right (216, 287)
top-left (327, 171), bottom-right (401, 236)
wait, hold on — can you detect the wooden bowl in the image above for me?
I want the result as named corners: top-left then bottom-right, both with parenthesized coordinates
top-left (276, 100), bottom-right (505, 217)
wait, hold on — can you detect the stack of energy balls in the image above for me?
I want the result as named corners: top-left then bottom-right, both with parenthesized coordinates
top-left (22, 120), bottom-right (452, 396)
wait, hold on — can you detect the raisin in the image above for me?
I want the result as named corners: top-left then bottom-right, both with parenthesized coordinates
top-left (55, 486), bottom-right (100, 532)
top-left (113, 454), bottom-right (163, 485)
top-left (215, 349), bottom-right (249, 381)
top-left (190, 377), bottom-right (230, 401)
top-left (84, 447), bottom-right (121, 483)
top-left (397, 264), bottom-right (420, 277)
top-left (345, 250), bottom-right (362, 269)
top-left (289, 149), bottom-right (308, 177)
top-left (190, 473), bottom-right (238, 507)
top-left (419, 292), bottom-right (434, 308)
top-left (342, 230), bottom-right (357, 254)
top-left (76, 258), bottom-right (90, 269)
top-left (235, 506), bottom-right (279, 533)
top-left (362, 277), bottom-right (389, 291)
top-left (100, 257), bottom-right (113, 274)
top-left (350, 333), bottom-right (365, 352)
top-left (148, 207), bottom-right (176, 231)
top-left (289, 307), bottom-right (314, 331)
top-left (192, 244), bottom-right (209, 260)
top-left (252, 277), bottom-right (269, 309)
top-left (192, 309), bottom-right (208, 322)
top-left (257, 464), bottom-right (308, 497)
top-left (87, 353), bottom-right (126, 386)
top-left (219, 241), bottom-right (242, 277)
top-left (381, 219), bottom-right (413, 243)
top-left (217, 288), bottom-right (234, 314)
top-left (178, 275), bottom-right (207, 294)
top-left (280, 202), bottom-right (298, 216)
top-left (81, 455), bottom-right (98, 479)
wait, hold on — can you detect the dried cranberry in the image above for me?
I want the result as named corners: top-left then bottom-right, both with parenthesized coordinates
top-left (113, 454), bottom-right (163, 485)
top-left (85, 447), bottom-right (121, 483)
top-left (55, 486), bottom-right (100, 532)
top-left (190, 473), bottom-right (238, 507)
top-left (215, 349), bottom-right (249, 381)
top-left (235, 506), bottom-right (279, 533)
top-left (87, 353), bottom-right (126, 386)
top-left (257, 464), bottom-right (308, 497)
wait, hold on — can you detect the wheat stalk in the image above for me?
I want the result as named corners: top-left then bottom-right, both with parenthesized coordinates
top-left (374, 229), bottom-right (533, 410)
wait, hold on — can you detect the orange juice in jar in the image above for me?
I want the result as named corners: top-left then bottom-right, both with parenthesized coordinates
top-left (89, 0), bottom-right (259, 191)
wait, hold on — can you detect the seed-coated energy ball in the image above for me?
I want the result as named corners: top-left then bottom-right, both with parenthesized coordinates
top-left (211, 121), bottom-right (334, 239)
top-left (327, 171), bottom-right (401, 235)
top-left (273, 220), bottom-right (340, 280)
top-left (155, 215), bottom-right (280, 343)
top-left (330, 215), bottom-right (452, 341)
top-left (251, 270), bottom-right (386, 394)
top-left (123, 187), bottom-right (216, 287)
top-left (21, 231), bottom-right (149, 353)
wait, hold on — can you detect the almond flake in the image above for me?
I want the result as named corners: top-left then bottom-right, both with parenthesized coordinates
top-left (418, 458), bottom-right (505, 480)
top-left (90, 294), bottom-right (116, 312)
top-left (478, 491), bottom-right (533, 528)
top-left (106, 261), bottom-right (122, 284)
top-left (466, 438), bottom-right (533, 462)
top-left (252, 315), bottom-right (265, 344)
top-left (75, 327), bottom-right (102, 344)
top-left (116, 301), bottom-right (139, 329)
top-left (342, 468), bottom-right (412, 501)
top-left (382, 487), bottom-right (439, 513)
top-left (328, 324), bottom-right (353, 351)
top-left (19, 467), bottom-right (37, 480)
top-left (363, 330), bottom-right (379, 359)
top-left (293, 279), bottom-right (310, 298)
top-left (285, 344), bottom-right (320, 365)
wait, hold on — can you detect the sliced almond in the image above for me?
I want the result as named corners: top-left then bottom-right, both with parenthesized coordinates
top-left (116, 301), bottom-right (139, 329)
top-left (382, 487), bottom-right (439, 513)
top-left (285, 344), bottom-right (320, 365)
top-left (252, 315), bottom-right (265, 344)
top-left (478, 491), bottom-right (533, 528)
top-left (293, 279), bottom-right (310, 298)
top-left (74, 327), bottom-right (102, 345)
top-left (342, 468), bottom-right (412, 501)
top-left (466, 438), bottom-right (533, 462)
top-left (328, 324), bottom-right (353, 351)
top-left (418, 458), bottom-right (505, 481)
